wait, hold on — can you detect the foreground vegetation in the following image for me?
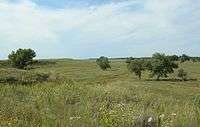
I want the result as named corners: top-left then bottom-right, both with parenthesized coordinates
top-left (0, 59), bottom-right (200, 127)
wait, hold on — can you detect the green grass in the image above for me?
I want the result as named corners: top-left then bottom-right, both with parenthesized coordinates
top-left (0, 60), bottom-right (200, 127)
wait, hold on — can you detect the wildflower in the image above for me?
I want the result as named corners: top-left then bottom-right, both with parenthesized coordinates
top-left (69, 116), bottom-right (81, 121)
top-left (70, 117), bottom-right (73, 120)
top-left (121, 103), bottom-right (125, 106)
top-left (76, 117), bottom-right (81, 119)
top-left (148, 117), bottom-right (153, 123)
top-left (117, 103), bottom-right (125, 107)
top-left (159, 114), bottom-right (165, 118)
top-left (109, 110), bottom-right (115, 115)
top-left (171, 113), bottom-right (176, 116)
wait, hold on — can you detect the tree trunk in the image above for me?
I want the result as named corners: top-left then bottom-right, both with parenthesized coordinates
top-left (156, 75), bottom-right (160, 81)
top-left (139, 75), bottom-right (141, 80)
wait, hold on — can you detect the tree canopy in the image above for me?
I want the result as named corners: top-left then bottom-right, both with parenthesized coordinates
top-left (149, 53), bottom-right (178, 80)
top-left (180, 54), bottom-right (190, 63)
top-left (127, 60), bottom-right (144, 79)
top-left (8, 48), bottom-right (36, 69)
top-left (167, 55), bottom-right (179, 61)
top-left (96, 56), bottom-right (111, 70)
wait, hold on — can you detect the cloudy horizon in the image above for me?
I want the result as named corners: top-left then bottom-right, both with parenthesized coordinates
top-left (0, 0), bottom-right (200, 59)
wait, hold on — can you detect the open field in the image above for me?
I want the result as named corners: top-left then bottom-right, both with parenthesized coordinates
top-left (0, 59), bottom-right (200, 127)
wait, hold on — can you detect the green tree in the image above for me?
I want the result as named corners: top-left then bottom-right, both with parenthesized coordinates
top-left (96, 56), bottom-right (111, 71)
top-left (8, 48), bottom-right (36, 69)
top-left (167, 55), bottom-right (179, 61)
top-left (143, 60), bottom-right (152, 70)
top-left (149, 53), bottom-right (178, 80)
top-left (128, 60), bottom-right (144, 79)
top-left (177, 69), bottom-right (187, 81)
top-left (180, 54), bottom-right (190, 63)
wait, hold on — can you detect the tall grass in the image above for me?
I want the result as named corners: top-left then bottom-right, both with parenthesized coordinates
top-left (0, 60), bottom-right (200, 126)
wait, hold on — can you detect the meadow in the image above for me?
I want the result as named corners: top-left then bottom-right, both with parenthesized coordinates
top-left (0, 59), bottom-right (200, 127)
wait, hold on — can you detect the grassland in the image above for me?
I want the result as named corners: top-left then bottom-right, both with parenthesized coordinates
top-left (0, 59), bottom-right (200, 127)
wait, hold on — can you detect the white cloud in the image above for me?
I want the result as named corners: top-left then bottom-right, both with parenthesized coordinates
top-left (0, 0), bottom-right (199, 59)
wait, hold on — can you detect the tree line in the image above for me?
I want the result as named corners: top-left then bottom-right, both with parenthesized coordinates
top-left (2, 48), bottom-right (199, 81)
top-left (96, 53), bottom-right (199, 81)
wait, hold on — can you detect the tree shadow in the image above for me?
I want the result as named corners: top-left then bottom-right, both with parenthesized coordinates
top-left (32, 60), bottom-right (57, 66)
top-left (26, 60), bottom-right (57, 69)
top-left (145, 78), bottom-right (197, 82)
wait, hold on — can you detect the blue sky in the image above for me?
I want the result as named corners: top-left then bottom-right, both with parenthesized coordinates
top-left (0, 0), bottom-right (200, 59)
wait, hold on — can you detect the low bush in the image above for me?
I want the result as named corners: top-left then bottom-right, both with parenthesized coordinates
top-left (177, 69), bottom-right (188, 81)
top-left (180, 54), bottom-right (190, 63)
top-left (0, 76), bottom-right (17, 83)
top-left (0, 71), bottom-right (50, 84)
top-left (126, 57), bottom-right (134, 64)
top-left (32, 60), bottom-right (56, 66)
top-left (35, 73), bottom-right (50, 82)
top-left (0, 60), bottom-right (11, 68)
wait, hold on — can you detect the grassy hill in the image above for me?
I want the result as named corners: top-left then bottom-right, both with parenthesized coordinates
top-left (0, 59), bottom-right (200, 127)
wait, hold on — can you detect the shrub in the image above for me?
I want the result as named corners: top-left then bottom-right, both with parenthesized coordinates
top-left (191, 58), bottom-right (198, 63)
top-left (198, 58), bottom-right (200, 62)
top-left (32, 60), bottom-right (56, 66)
top-left (180, 54), bottom-right (190, 63)
top-left (177, 69), bottom-right (188, 81)
top-left (0, 72), bottom-right (50, 84)
top-left (0, 60), bottom-right (11, 68)
top-left (8, 48), bottom-right (36, 69)
top-left (20, 73), bottom-right (50, 84)
top-left (0, 76), bottom-right (17, 83)
top-left (125, 57), bottom-right (134, 64)
top-left (96, 56), bottom-right (111, 70)
top-left (35, 73), bottom-right (50, 82)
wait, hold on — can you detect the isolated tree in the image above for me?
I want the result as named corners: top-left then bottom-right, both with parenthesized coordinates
top-left (177, 69), bottom-right (187, 81)
top-left (96, 56), bottom-right (111, 70)
top-left (180, 54), bottom-right (190, 63)
top-left (149, 53), bottom-right (178, 80)
top-left (128, 60), bottom-right (144, 79)
top-left (8, 48), bottom-right (36, 69)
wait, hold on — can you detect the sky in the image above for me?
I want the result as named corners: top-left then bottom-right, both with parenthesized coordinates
top-left (0, 0), bottom-right (200, 59)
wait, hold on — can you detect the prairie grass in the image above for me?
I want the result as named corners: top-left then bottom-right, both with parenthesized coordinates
top-left (0, 59), bottom-right (200, 127)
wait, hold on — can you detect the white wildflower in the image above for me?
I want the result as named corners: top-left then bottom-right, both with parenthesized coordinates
top-left (159, 114), bottom-right (165, 118)
top-left (171, 113), bottom-right (176, 116)
top-left (148, 117), bottom-right (153, 123)
top-left (70, 117), bottom-right (74, 120)
top-left (70, 116), bottom-right (81, 121)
